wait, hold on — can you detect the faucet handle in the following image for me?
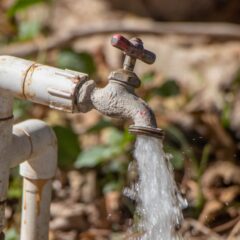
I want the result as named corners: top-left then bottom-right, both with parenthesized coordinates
top-left (111, 34), bottom-right (156, 66)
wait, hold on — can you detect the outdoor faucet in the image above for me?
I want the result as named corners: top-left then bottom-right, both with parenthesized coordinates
top-left (78, 34), bottom-right (164, 139)
top-left (0, 34), bottom-right (163, 240)
top-left (0, 34), bottom-right (163, 139)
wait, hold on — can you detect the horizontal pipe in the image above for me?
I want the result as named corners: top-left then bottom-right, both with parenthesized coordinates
top-left (0, 56), bottom-right (89, 112)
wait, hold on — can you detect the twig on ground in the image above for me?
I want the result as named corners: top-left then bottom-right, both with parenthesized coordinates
top-left (1, 20), bottom-right (240, 57)
top-left (227, 219), bottom-right (240, 240)
top-left (213, 216), bottom-right (240, 234)
top-left (183, 218), bottom-right (224, 239)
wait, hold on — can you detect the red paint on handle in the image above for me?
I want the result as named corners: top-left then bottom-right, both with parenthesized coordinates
top-left (111, 34), bottom-right (156, 64)
top-left (111, 34), bottom-right (131, 52)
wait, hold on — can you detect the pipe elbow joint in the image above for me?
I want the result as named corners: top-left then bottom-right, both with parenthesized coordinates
top-left (12, 119), bottom-right (58, 180)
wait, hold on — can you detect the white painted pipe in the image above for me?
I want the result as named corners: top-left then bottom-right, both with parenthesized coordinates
top-left (21, 178), bottom-right (53, 240)
top-left (0, 89), bottom-right (13, 238)
top-left (10, 128), bottom-right (32, 168)
top-left (5, 119), bottom-right (57, 240)
top-left (13, 119), bottom-right (57, 179)
top-left (10, 119), bottom-right (57, 171)
top-left (0, 56), bottom-right (88, 112)
top-left (13, 120), bottom-right (57, 240)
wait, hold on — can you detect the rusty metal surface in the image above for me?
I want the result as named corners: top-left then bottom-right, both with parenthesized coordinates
top-left (22, 63), bottom-right (39, 100)
top-left (27, 179), bottom-right (49, 216)
top-left (111, 34), bottom-right (156, 65)
top-left (108, 35), bottom-right (155, 88)
top-left (108, 69), bottom-right (141, 88)
top-left (80, 35), bottom-right (159, 131)
top-left (90, 81), bottom-right (157, 127)
top-left (129, 125), bottom-right (165, 139)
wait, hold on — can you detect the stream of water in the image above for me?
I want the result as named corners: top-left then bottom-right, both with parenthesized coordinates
top-left (124, 135), bottom-right (187, 240)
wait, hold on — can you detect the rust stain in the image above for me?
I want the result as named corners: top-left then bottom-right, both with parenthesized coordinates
top-left (71, 77), bottom-right (81, 84)
top-left (22, 63), bottom-right (40, 99)
top-left (28, 178), bottom-right (49, 216)
top-left (22, 64), bottom-right (34, 99)
top-left (21, 69), bottom-right (28, 78)
top-left (24, 190), bottom-right (27, 210)
top-left (23, 190), bottom-right (27, 224)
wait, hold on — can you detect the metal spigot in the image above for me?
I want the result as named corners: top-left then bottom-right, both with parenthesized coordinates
top-left (109, 34), bottom-right (164, 139)
top-left (108, 34), bottom-right (156, 88)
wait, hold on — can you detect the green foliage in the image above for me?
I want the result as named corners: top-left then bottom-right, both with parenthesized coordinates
top-left (75, 145), bottom-right (118, 168)
top-left (101, 160), bottom-right (127, 194)
top-left (87, 119), bottom-right (113, 133)
top-left (8, 0), bottom-right (48, 17)
top-left (75, 128), bottom-right (134, 168)
top-left (18, 20), bottom-right (41, 41)
top-left (57, 50), bottom-right (96, 75)
top-left (142, 72), bottom-right (155, 83)
top-left (8, 168), bottom-right (22, 199)
top-left (8, 176), bottom-right (22, 199)
top-left (164, 125), bottom-right (193, 170)
top-left (53, 126), bottom-right (80, 169)
top-left (5, 228), bottom-right (19, 240)
top-left (164, 145), bottom-right (184, 170)
top-left (103, 181), bottom-right (122, 193)
top-left (221, 99), bottom-right (231, 129)
top-left (154, 79), bottom-right (180, 97)
top-left (195, 144), bottom-right (211, 211)
top-left (13, 99), bottom-right (31, 120)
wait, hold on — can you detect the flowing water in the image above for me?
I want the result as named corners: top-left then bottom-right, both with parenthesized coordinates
top-left (124, 135), bottom-right (187, 240)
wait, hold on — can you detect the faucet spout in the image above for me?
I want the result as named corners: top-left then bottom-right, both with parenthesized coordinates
top-left (91, 82), bottom-right (157, 128)
top-left (77, 80), bottom-right (164, 139)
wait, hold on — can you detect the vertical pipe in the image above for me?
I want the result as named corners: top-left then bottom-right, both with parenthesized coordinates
top-left (0, 89), bottom-right (13, 239)
top-left (20, 178), bottom-right (52, 240)
top-left (18, 120), bottom-right (58, 240)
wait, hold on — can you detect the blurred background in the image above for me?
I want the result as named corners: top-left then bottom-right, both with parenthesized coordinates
top-left (1, 0), bottom-right (240, 239)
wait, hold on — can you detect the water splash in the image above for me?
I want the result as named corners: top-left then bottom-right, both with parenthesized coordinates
top-left (124, 135), bottom-right (187, 240)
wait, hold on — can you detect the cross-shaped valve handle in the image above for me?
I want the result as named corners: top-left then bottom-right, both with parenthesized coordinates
top-left (111, 34), bottom-right (156, 71)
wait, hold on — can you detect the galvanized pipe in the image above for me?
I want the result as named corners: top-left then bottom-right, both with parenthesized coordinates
top-left (0, 89), bottom-right (13, 238)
